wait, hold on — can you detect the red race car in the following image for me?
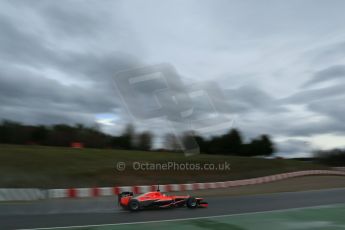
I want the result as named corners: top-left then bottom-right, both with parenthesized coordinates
top-left (118, 189), bottom-right (208, 211)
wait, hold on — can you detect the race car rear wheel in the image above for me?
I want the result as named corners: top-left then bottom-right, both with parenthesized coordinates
top-left (186, 197), bottom-right (198, 209)
top-left (128, 199), bottom-right (140, 211)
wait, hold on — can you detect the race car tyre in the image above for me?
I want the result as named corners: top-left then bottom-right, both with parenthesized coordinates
top-left (186, 197), bottom-right (198, 209)
top-left (128, 199), bottom-right (141, 211)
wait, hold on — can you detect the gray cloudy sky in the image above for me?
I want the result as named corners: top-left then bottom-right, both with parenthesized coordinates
top-left (1, 0), bottom-right (345, 157)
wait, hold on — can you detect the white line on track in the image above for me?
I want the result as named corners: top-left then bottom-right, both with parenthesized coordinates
top-left (18, 203), bottom-right (345, 230)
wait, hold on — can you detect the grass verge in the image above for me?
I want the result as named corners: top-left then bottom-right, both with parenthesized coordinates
top-left (0, 144), bottom-right (328, 188)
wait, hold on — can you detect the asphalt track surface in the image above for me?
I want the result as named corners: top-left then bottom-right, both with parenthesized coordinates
top-left (1, 188), bottom-right (345, 230)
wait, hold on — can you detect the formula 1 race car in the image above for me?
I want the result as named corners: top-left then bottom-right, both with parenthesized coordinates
top-left (118, 189), bottom-right (208, 211)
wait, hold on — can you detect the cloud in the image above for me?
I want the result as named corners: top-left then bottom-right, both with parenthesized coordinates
top-left (223, 85), bottom-right (286, 113)
top-left (0, 14), bottom-right (59, 68)
top-left (307, 41), bottom-right (345, 66)
top-left (281, 64), bottom-right (345, 105)
top-left (0, 0), bottom-right (144, 126)
top-left (1, 0), bottom-right (345, 156)
top-left (275, 139), bottom-right (312, 158)
top-left (0, 65), bottom-right (120, 124)
top-left (276, 63), bottom-right (345, 137)
top-left (281, 84), bottom-right (345, 105)
top-left (308, 96), bottom-right (345, 124)
top-left (303, 65), bottom-right (345, 87)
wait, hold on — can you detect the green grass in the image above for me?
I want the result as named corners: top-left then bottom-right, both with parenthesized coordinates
top-left (0, 144), bottom-right (328, 188)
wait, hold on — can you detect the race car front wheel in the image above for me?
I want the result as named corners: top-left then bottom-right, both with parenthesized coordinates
top-left (128, 199), bottom-right (140, 211)
top-left (186, 197), bottom-right (198, 209)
